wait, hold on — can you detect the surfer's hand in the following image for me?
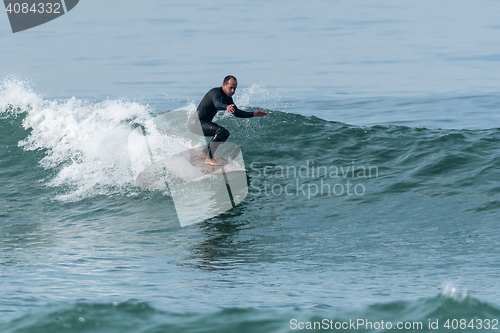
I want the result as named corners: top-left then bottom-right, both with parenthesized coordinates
top-left (227, 104), bottom-right (236, 114)
top-left (253, 111), bottom-right (268, 117)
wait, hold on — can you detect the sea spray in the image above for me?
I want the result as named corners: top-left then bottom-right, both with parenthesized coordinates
top-left (1, 79), bottom-right (178, 201)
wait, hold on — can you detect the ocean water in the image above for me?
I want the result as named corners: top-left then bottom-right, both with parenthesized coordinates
top-left (2, 1), bottom-right (500, 332)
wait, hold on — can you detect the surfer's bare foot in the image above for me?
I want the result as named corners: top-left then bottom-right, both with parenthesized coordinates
top-left (199, 151), bottom-right (207, 159)
top-left (204, 158), bottom-right (222, 166)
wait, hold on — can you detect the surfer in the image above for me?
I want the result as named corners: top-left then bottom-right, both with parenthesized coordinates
top-left (188, 75), bottom-right (268, 166)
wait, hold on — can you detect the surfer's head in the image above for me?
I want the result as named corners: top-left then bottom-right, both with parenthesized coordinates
top-left (222, 75), bottom-right (237, 97)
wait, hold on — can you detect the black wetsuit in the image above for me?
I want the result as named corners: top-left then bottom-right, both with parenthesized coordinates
top-left (188, 87), bottom-right (253, 158)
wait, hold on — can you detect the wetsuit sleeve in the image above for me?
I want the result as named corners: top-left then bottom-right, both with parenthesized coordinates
top-left (225, 94), bottom-right (254, 118)
top-left (210, 88), bottom-right (254, 117)
top-left (211, 90), bottom-right (231, 110)
top-left (233, 107), bottom-right (254, 118)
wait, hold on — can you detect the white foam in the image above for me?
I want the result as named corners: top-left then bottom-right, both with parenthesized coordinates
top-left (1, 79), bottom-right (274, 202)
top-left (0, 79), bottom-right (195, 202)
top-left (234, 83), bottom-right (286, 111)
top-left (173, 102), bottom-right (197, 115)
top-left (0, 79), bottom-right (42, 117)
top-left (441, 283), bottom-right (468, 301)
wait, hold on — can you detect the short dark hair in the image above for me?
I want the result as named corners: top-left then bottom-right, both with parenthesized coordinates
top-left (223, 75), bottom-right (237, 85)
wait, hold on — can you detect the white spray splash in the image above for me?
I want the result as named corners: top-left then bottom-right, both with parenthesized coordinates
top-left (1, 79), bottom-right (279, 202)
top-left (0, 78), bottom-right (41, 117)
top-left (234, 83), bottom-right (287, 111)
top-left (442, 283), bottom-right (468, 301)
top-left (1, 79), bottom-right (157, 201)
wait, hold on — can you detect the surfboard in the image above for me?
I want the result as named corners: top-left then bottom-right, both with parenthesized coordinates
top-left (184, 146), bottom-right (246, 174)
top-left (127, 110), bottom-right (249, 227)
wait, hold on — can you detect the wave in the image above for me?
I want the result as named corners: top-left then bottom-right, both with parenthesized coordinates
top-left (1, 79), bottom-right (156, 202)
top-left (2, 79), bottom-right (500, 209)
top-left (0, 80), bottom-right (282, 203)
top-left (1, 289), bottom-right (499, 333)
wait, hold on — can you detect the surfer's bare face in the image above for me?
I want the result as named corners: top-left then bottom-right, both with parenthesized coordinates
top-left (222, 78), bottom-right (237, 97)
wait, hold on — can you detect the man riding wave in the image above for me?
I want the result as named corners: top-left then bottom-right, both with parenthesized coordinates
top-left (188, 75), bottom-right (267, 166)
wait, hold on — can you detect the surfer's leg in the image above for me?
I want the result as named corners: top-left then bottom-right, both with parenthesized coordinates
top-left (188, 119), bottom-right (229, 161)
top-left (206, 126), bottom-right (229, 159)
top-left (195, 121), bottom-right (229, 159)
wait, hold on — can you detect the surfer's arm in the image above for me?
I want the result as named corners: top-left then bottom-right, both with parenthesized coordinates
top-left (228, 104), bottom-right (267, 117)
top-left (211, 90), bottom-right (231, 110)
top-left (213, 98), bottom-right (230, 111)
top-left (232, 107), bottom-right (255, 118)
top-left (211, 93), bottom-right (252, 117)
top-left (221, 95), bottom-right (252, 117)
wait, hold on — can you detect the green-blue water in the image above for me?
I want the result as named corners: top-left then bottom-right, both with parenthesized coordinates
top-left (2, 80), bottom-right (500, 332)
top-left (2, 0), bottom-right (500, 331)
